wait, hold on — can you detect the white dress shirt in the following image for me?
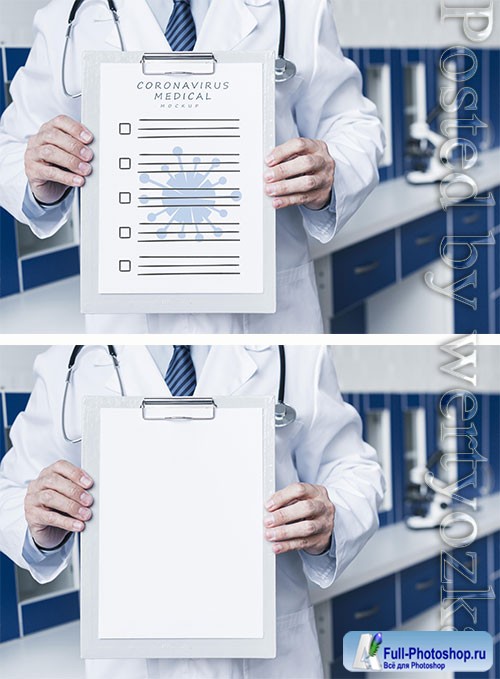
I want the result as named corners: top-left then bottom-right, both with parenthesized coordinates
top-left (146, 0), bottom-right (212, 34)
top-left (147, 345), bottom-right (210, 382)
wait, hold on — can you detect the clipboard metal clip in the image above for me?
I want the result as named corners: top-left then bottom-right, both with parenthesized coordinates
top-left (141, 53), bottom-right (217, 76)
top-left (141, 398), bottom-right (216, 421)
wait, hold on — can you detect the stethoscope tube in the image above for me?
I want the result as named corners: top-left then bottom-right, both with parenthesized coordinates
top-left (61, 345), bottom-right (296, 443)
top-left (278, 0), bottom-right (286, 61)
top-left (275, 345), bottom-right (297, 428)
top-left (61, 345), bottom-right (124, 443)
top-left (275, 0), bottom-right (296, 82)
top-left (62, 0), bottom-right (124, 98)
top-left (62, 0), bottom-right (295, 97)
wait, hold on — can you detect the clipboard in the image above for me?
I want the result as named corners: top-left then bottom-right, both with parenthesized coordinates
top-left (80, 395), bottom-right (276, 659)
top-left (81, 51), bottom-right (276, 315)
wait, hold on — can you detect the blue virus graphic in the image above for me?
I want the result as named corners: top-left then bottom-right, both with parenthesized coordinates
top-left (139, 146), bottom-right (242, 240)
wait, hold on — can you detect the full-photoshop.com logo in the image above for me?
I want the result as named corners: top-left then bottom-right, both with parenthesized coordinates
top-left (352, 632), bottom-right (383, 672)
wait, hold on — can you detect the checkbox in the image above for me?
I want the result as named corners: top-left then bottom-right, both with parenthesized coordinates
top-left (119, 123), bottom-right (131, 135)
top-left (119, 192), bottom-right (131, 204)
top-left (119, 260), bottom-right (132, 273)
top-left (119, 157), bottom-right (132, 170)
top-left (119, 226), bottom-right (132, 239)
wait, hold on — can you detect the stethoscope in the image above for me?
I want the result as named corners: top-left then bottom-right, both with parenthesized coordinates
top-left (62, 345), bottom-right (297, 443)
top-left (62, 0), bottom-right (297, 98)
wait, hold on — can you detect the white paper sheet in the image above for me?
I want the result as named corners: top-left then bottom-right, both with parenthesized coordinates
top-left (97, 62), bottom-right (265, 296)
top-left (98, 407), bottom-right (264, 640)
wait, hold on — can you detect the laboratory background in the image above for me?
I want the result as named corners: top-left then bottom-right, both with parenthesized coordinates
top-left (0, 343), bottom-right (498, 679)
top-left (0, 0), bottom-right (499, 334)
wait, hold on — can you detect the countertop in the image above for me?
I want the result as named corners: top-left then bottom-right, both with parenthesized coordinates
top-left (309, 148), bottom-right (500, 258)
top-left (309, 491), bottom-right (500, 604)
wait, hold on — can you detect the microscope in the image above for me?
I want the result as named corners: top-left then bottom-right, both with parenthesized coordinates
top-left (406, 449), bottom-right (493, 529)
top-left (405, 449), bottom-right (452, 529)
top-left (405, 104), bottom-right (450, 185)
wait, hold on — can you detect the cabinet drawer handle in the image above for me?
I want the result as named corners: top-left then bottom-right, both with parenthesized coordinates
top-left (415, 578), bottom-right (435, 591)
top-left (415, 234), bottom-right (436, 246)
top-left (354, 605), bottom-right (380, 620)
top-left (354, 261), bottom-right (380, 276)
top-left (463, 213), bottom-right (480, 225)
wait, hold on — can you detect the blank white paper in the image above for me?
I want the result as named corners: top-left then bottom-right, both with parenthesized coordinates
top-left (98, 407), bottom-right (264, 640)
top-left (97, 62), bottom-right (265, 296)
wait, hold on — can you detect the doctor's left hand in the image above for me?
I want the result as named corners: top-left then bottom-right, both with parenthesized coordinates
top-left (264, 482), bottom-right (335, 555)
top-left (264, 138), bottom-right (335, 210)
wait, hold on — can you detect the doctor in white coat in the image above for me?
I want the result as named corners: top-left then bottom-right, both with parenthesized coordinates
top-left (0, 345), bottom-right (384, 679)
top-left (0, 0), bottom-right (384, 333)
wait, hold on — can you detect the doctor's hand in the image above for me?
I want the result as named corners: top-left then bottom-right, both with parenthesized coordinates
top-left (264, 482), bottom-right (335, 556)
top-left (25, 115), bottom-right (94, 205)
top-left (264, 138), bottom-right (335, 210)
top-left (24, 461), bottom-right (94, 550)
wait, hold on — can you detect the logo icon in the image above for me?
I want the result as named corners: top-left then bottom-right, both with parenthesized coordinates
top-left (139, 146), bottom-right (242, 241)
top-left (352, 632), bottom-right (383, 672)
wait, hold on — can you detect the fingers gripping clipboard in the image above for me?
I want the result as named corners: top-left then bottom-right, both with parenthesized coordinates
top-left (81, 51), bottom-right (276, 314)
top-left (80, 395), bottom-right (276, 659)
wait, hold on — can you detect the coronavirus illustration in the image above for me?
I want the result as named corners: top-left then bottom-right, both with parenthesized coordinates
top-left (139, 146), bottom-right (242, 240)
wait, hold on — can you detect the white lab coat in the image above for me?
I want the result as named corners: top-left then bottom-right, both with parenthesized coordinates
top-left (0, 345), bottom-right (384, 679)
top-left (0, 0), bottom-right (384, 333)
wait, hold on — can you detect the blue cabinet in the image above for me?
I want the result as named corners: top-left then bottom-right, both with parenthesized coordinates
top-left (329, 656), bottom-right (351, 679)
top-left (332, 230), bottom-right (396, 314)
top-left (327, 182), bottom-right (499, 333)
top-left (0, 399), bottom-right (5, 464)
top-left (357, 394), bottom-right (404, 527)
top-left (21, 246), bottom-right (80, 290)
top-left (453, 205), bottom-right (487, 235)
top-left (494, 186), bottom-right (500, 229)
top-left (348, 47), bottom-right (498, 179)
top-left (492, 531), bottom-right (499, 637)
top-left (424, 49), bottom-right (440, 133)
top-left (5, 393), bottom-right (30, 426)
top-left (5, 47), bottom-right (30, 81)
top-left (490, 50), bottom-right (500, 150)
top-left (453, 394), bottom-right (489, 503)
top-left (453, 536), bottom-right (496, 678)
top-left (401, 557), bottom-right (440, 622)
top-left (400, 211), bottom-right (446, 278)
top-left (453, 186), bottom-right (499, 334)
top-left (0, 393), bottom-right (25, 643)
top-left (0, 391), bottom-right (80, 642)
top-left (0, 46), bottom-right (80, 299)
top-left (0, 554), bottom-right (20, 643)
top-left (0, 210), bottom-right (21, 298)
top-left (451, 537), bottom-right (490, 633)
top-left (21, 592), bottom-right (80, 636)
top-left (354, 48), bottom-right (404, 182)
top-left (486, 395), bottom-right (499, 496)
top-left (323, 45), bottom-right (499, 334)
top-left (0, 50), bottom-right (22, 299)
top-left (493, 531), bottom-right (500, 679)
top-left (332, 574), bottom-right (397, 659)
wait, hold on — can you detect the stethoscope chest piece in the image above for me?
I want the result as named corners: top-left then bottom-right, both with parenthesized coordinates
top-left (275, 401), bottom-right (297, 428)
top-left (275, 56), bottom-right (296, 83)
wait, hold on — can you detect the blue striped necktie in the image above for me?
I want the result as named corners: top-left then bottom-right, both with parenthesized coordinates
top-left (165, 346), bottom-right (197, 396)
top-left (165, 0), bottom-right (197, 52)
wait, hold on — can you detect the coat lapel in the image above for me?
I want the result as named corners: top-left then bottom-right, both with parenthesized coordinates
top-left (103, 0), bottom-right (172, 52)
top-left (105, 345), bottom-right (171, 395)
top-left (196, 0), bottom-right (259, 52)
top-left (103, 0), bottom-right (263, 53)
top-left (195, 345), bottom-right (260, 396)
top-left (104, 345), bottom-right (263, 398)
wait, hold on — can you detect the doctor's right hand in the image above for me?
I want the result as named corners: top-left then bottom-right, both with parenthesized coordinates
top-left (25, 115), bottom-right (94, 205)
top-left (24, 461), bottom-right (94, 550)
